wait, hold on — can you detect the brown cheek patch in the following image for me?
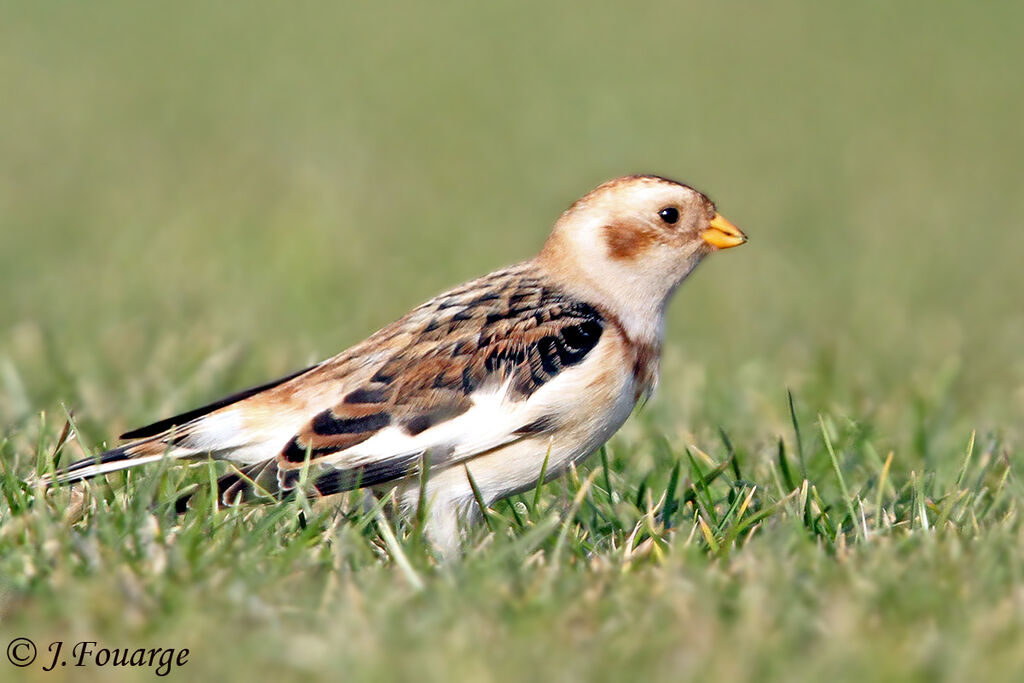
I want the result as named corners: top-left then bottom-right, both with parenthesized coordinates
top-left (603, 223), bottom-right (659, 260)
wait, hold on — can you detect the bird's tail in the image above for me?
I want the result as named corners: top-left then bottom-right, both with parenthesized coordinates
top-left (33, 362), bottom-right (323, 496)
top-left (37, 438), bottom-right (189, 487)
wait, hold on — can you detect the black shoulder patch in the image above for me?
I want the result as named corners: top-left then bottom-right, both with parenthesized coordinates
top-left (511, 300), bottom-right (604, 395)
top-left (561, 318), bottom-right (602, 354)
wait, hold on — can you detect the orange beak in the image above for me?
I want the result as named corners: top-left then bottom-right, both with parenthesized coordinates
top-left (701, 213), bottom-right (747, 250)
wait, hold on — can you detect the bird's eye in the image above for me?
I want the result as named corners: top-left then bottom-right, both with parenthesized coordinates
top-left (658, 207), bottom-right (679, 224)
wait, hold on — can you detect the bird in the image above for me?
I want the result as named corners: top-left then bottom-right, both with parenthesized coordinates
top-left (40, 175), bottom-right (746, 553)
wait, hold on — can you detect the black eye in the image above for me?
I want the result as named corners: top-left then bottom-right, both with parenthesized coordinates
top-left (658, 207), bottom-right (679, 224)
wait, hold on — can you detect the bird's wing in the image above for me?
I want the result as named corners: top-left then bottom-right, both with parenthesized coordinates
top-left (271, 266), bottom-right (607, 493)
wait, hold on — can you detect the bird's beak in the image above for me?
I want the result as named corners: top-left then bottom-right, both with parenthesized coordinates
top-left (701, 214), bottom-right (747, 250)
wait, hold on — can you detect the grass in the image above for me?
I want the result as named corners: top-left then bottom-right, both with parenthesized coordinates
top-left (2, 1), bottom-right (1024, 681)
top-left (1, 396), bottom-right (1021, 681)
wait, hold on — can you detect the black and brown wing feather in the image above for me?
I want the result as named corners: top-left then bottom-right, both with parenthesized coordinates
top-left (270, 264), bottom-right (606, 493)
top-left (186, 265), bottom-right (607, 508)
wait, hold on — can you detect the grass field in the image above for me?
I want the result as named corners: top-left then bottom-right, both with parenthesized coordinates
top-left (2, 2), bottom-right (1023, 680)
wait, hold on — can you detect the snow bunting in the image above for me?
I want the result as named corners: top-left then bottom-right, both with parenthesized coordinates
top-left (42, 175), bottom-right (746, 552)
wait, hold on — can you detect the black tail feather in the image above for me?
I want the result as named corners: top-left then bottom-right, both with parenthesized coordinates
top-left (47, 445), bottom-right (135, 485)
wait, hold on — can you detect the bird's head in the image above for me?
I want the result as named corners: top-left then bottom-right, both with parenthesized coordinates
top-left (538, 175), bottom-right (746, 339)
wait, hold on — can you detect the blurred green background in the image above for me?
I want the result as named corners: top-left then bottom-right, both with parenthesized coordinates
top-left (2, 2), bottom-right (1024, 681)
top-left (3, 1), bottom-right (1023, 450)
